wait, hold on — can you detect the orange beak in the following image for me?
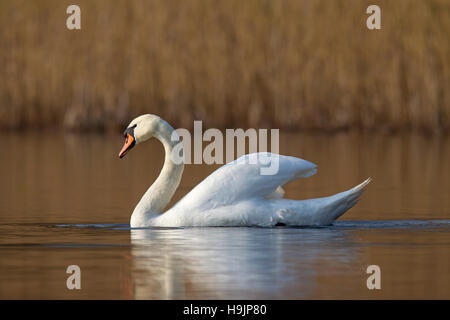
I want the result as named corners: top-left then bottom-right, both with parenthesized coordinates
top-left (119, 133), bottom-right (135, 158)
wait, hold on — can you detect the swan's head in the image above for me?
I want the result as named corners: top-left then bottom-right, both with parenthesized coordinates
top-left (118, 114), bottom-right (161, 158)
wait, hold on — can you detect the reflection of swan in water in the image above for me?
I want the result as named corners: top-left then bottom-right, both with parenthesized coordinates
top-left (130, 227), bottom-right (358, 299)
top-left (119, 114), bottom-right (371, 228)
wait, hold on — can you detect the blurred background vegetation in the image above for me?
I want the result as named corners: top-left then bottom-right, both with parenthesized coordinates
top-left (0, 0), bottom-right (449, 133)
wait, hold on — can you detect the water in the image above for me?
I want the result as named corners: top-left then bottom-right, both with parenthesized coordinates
top-left (0, 132), bottom-right (449, 299)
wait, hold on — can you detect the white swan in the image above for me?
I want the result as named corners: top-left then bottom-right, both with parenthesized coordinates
top-left (119, 114), bottom-right (371, 228)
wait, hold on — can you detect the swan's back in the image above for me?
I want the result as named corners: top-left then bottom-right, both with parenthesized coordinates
top-left (171, 153), bottom-right (317, 213)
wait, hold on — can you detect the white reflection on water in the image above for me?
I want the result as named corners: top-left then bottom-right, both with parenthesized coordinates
top-left (130, 227), bottom-right (358, 299)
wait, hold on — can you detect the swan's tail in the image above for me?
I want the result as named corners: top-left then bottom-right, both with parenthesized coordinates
top-left (273, 178), bottom-right (371, 226)
top-left (330, 177), bottom-right (372, 218)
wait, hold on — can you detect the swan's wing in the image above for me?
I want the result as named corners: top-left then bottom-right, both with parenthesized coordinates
top-left (172, 153), bottom-right (317, 212)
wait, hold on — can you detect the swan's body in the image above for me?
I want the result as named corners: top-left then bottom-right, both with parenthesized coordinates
top-left (119, 114), bottom-right (370, 228)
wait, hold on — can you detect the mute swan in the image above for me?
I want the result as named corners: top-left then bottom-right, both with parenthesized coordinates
top-left (119, 114), bottom-right (371, 228)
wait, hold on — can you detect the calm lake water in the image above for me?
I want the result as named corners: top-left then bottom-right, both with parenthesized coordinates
top-left (0, 132), bottom-right (449, 299)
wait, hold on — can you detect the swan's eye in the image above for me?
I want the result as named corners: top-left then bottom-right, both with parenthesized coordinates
top-left (123, 124), bottom-right (137, 137)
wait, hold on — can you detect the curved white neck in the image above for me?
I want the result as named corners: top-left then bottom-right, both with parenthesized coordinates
top-left (131, 119), bottom-right (184, 225)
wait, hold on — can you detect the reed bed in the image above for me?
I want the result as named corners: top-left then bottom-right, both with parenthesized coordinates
top-left (0, 0), bottom-right (449, 133)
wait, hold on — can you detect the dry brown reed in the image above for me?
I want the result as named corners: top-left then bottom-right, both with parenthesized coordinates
top-left (0, 0), bottom-right (449, 133)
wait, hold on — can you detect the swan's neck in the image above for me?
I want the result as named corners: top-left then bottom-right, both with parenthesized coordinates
top-left (131, 120), bottom-right (184, 225)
